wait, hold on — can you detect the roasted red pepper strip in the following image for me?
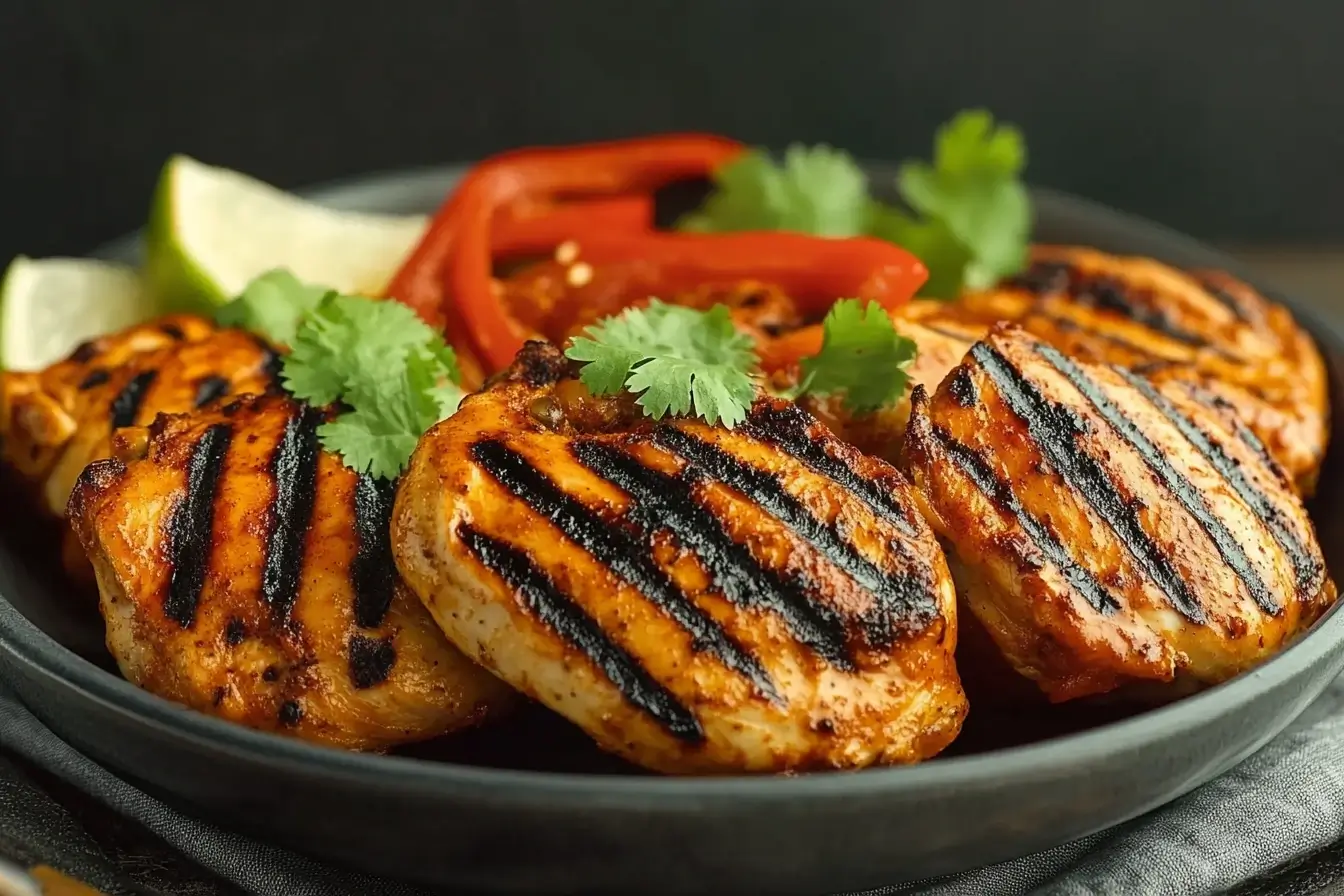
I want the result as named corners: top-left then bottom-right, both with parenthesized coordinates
top-left (490, 195), bottom-right (653, 259)
top-left (402, 135), bottom-right (743, 374)
top-left (562, 231), bottom-right (927, 314)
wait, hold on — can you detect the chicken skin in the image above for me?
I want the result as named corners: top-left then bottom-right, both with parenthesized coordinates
top-left (962, 246), bottom-right (1329, 494)
top-left (392, 342), bottom-right (967, 775)
top-left (67, 393), bottom-right (514, 751)
top-left (902, 324), bottom-right (1336, 702)
top-left (0, 315), bottom-right (279, 575)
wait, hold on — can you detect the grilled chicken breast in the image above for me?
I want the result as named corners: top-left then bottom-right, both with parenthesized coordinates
top-left (902, 324), bottom-right (1336, 702)
top-left (0, 315), bottom-right (280, 574)
top-left (67, 393), bottom-right (513, 750)
top-left (392, 342), bottom-right (967, 775)
top-left (962, 246), bottom-right (1329, 494)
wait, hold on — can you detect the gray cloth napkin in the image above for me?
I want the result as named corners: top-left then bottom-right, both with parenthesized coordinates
top-left (2, 678), bottom-right (1344, 896)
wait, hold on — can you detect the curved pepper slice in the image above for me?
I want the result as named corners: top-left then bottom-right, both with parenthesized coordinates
top-left (491, 195), bottom-right (652, 259)
top-left (385, 134), bottom-right (744, 381)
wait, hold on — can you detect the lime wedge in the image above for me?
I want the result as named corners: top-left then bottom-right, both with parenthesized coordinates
top-left (1, 256), bottom-right (153, 371)
top-left (143, 155), bottom-right (427, 311)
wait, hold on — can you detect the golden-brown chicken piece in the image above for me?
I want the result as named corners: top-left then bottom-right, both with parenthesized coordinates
top-left (0, 314), bottom-right (279, 531)
top-left (902, 324), bottom-right (1336, 703)
top-left (392, 342), bottom-right (967, 775)
top-left (963, 246), bottom-right (1329, 494)
top-left (67, 393), bottom-right (514, 751)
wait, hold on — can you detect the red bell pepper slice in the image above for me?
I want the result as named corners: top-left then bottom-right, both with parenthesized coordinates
top-left (384, 134), bottom-right (744, 376)
top-left (490, 195), bottom-right (652, 259)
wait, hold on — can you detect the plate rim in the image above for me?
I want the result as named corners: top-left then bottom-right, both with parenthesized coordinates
top-left (2, 166), bottom-right (1343, 804)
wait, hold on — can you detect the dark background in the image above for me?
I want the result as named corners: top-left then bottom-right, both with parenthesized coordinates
top-left (3, 0), bottom-right (1343, 265)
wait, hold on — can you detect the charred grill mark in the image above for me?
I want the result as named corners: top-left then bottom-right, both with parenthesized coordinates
top-left (1119, 369), bottom-right (1323, 595)
top-left (924, 322), bottom-right (984, 342)
top-left (571, 439), bottom-right (854, 668)
top-left (931, 424), bottom-right (1119, 613)
top-left (1009, 261), bottom-right (1208, 348)
top-left (278, 700), bottom-right (303, 726)
top-left (193, 375), bottom-right (232, 409)
top-left (246, 335), bottom-right (284, 391)
top-left (160, 323), bottom-right (186, 340)
top-left (741, 403), bottom-right (918, 537)
top-left (109, 370), bottom-right (158, 429)
top-left (1196, 276), bottom-right (1251, 322)
top-left (77, 369), bottom-right (110, 390)
top-left (260, 405), bottom-right (322, 623)
top-left (972, 343), bottom-right (1205, 621)
top-left (1005, 261), bottom-right (1071, 293)
top-left (224, 617), bottom-right (247, 645)
top-left (653, 426), bottom-right (938, 643)
top-left (1037, 344), bottom-right (1275, 615)
top-left (348, 634), bottom-right (397, 689)
top-left (163, 423), bottom-right (232, 627)
top-left (459, 524), bottom-right (704, 742)
top-left (352, 473), bottom-right (399, 628)
top-left (70, 342), bottom-right (100, 364)
top-left (1036, 313), bottom-right (1166, 362)
top-left (469, 439), bottom-right (777, 700)
top-left (948, 367), bottom-right (980, 407)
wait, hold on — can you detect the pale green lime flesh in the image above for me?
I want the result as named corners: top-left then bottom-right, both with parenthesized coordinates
top-left (142, 154), bottom-right (427, 312)
top-left (0, 256), bottom-right (153, 371)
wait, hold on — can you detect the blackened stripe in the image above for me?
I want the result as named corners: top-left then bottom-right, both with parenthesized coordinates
top-left (930, 424), bottom-right (1118, 613)
top-left (164, 424), bottom-right (232, 627)
top-left (109, 370), bottom-right (157, 429)
top-left (351, 473), bottom-right (398, 628)
top-left (740, 403), bottom-right (918, 537)
top-left (459, 524), bottom-right (704, 742)
top-left (348, 634), bottom-right (397, 689)
top-left (247, 335), bottom-right (284, 391)
top-left (1036, 344), bottom-right (1275, 615)
top-left (653, 426), bottom-right (938, 642)
top-left (78, 369), bottom-right (110, 390)
top-left (470, 440), bottom-right (778, 700)
top-left (571, 439), bottom-right (853, 667)
top-left (972, 343), bottom-right (1205, 622)
top-left (1010, 261), bottom-right (1208, 348)
top-left (1197, 276), bottom-right (1251, 322)
top-left (261, 405), bottom-right (322, 622)
top-left (193, 375), bottom-right (232, 409)
top-left (1118, 368), bottom-right (1323, 595)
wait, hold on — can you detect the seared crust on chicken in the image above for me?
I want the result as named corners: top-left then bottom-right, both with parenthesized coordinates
top-left (963, 246), bottom-right (1329, 493)
top-left (67, 393), bottom-right (513, 750)
top-left (902, 324), bottom-right (1336, 702)
top-left (0, 314), bottom-right (279, 519)
top-left (393, 342), bottom-right (967, 775)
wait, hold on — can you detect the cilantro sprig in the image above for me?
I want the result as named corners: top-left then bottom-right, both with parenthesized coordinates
top-left (214, 270), bottom-right (463, 480)
top-left (564, 300), bottom-right (757, 427)
top-left (563, 298), bottom-right (917, 426)
top-left (793, 299), bottom-right (917, 413)
top-left (678, 109), bottom-right (1030, 297)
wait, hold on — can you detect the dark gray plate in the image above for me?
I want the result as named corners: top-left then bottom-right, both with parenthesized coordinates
top-left (1, 165), bottom-right (1343, 896)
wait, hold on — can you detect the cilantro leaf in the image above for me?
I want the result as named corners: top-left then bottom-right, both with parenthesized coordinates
top-left (795, 299), bottom-right (917, 413)
top-left (678, 145), bottom-right (870, 237)
top-left (214, 268), bottom-right (330, 345)
top-left (895, 109), bottom-right (1030, 291)
top-left (564, 300), bottom-right (758, 427)
top-left (676, 109), bottom-right (1031, 299)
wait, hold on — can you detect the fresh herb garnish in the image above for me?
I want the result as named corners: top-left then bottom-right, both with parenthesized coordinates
top-left (677, 109), bottom-right (1030, 297)
top-left (213, 268), bottom-right (329, 345)
top-left (793, 299), bottom-right (917, 413)
top-left (220, 270), bottom-right (463, 480)
top-left (563, 299), bottom-right (917, 425)
top-left (678, 144), bottom-right (870, 237)
top-left (564, 300), bottom-right (757, 428)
